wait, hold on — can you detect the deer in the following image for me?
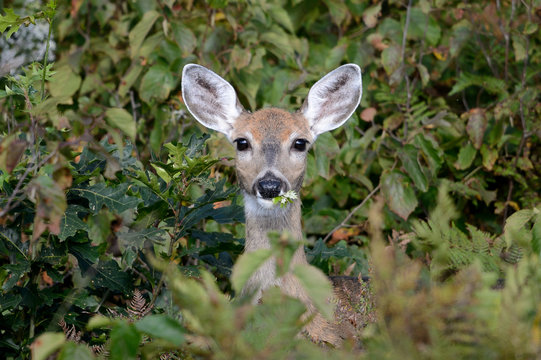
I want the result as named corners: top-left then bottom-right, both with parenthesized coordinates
top-left (181, 63), bottom-right (367, 346)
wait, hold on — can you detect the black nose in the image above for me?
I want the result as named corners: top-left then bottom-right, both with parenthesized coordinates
top-left (257, 178), bottom-right (282, 199)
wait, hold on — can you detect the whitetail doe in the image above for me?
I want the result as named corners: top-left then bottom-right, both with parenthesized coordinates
top-left (182, 64), bottom-right (364, 346)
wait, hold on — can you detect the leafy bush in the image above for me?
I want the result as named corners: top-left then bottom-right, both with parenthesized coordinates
top-left (0, 0), bottom-right (540, 358)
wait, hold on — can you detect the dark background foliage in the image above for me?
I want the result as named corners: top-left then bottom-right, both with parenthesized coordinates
top-left (0, 0), bottom-right (540, 358)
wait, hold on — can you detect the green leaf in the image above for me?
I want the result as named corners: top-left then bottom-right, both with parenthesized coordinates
top-left (532, 212), bottom-right (541, 255)
top-left (30, 333), bottom-right (66, 360)
top-left (118, 63), bottom-right (143, 97)
top-left (314, 132), bottom-right (340, 179)
top-left (171, 21), bottom-right (196, 56)
top-left (455, 142), bottom-right (476, 170)
top-left (129, 10), bottom-right (160, 58)
top-left (139, 64), bottom-right (176, 103)
top-left (323, 0), bottom-right (348, 26)
top-left (92, 260), bottom-right (133, 293)
top-left (466, 109), bottom-right (487, 149)
top-left (73, 183), bottom-right (141, 214)
top-left (292, 264), bottom-right (334, 320)
top-left (480, 145), bottom-right (498, 170)
top-left (449, 73), bottom-right (507, 97)
top-left (49, 65), bottom-right (82, 98)
top-left (407, 8), bottom-right (441, 46)
top-left (381, 170), bottom-right (418, 220)
top-left (231, 249), bottom-right (273, 294)
top-left (59, 205), bottom-right (88, 241)
top-left (57, 342), bottom-right (94, 360)
top-left (362, 3), bottom-right (382, 28)
top-left (2, 261), bottom-right (30, 291)
top-left (105, 108), bottom-right (136, 141)
top-left (110, 321), bottom-right (141, 360)
top-left (87, 314), bottom-right (113, 330)
top-left (0, 8), bottom-right (22, 39)
top-left (398, 144), bottom-right (428, 192)
top-left (268, 5), bottom-right (295, 33)
top-left (135, 314), bottom-right (185, 346)
top-left (414, 134), bottom-right (443, 174)
top-left (512, 34), bottom-right (527, 61)
top-left (417, 64), bottom-right (430, 86)
top-left (381, 44), bottom-right (401, 76)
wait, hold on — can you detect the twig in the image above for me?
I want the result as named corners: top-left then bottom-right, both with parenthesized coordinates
top-left (0, 150), bottom-right (58, 218)
top-left (40, 18), bottom-right (53, 101)
top-left (322, 184), bottom-right (381, 243)
top-left (400, 0), bottom-right (412, 66)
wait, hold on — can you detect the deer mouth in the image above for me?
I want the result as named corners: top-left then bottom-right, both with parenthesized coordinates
top-left (251, 172), bottom-right (289, 207)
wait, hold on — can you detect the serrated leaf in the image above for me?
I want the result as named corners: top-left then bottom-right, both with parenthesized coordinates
top-left (92, 260), bottom-right (133, 293)
top-left (129, 10), bottom-right (160, 58)
top-left (105, 108), bottom-right (136, 141)
top-left (0, 8), bottom-right (22, 39)
top-left (399, 144), bottom-right (428, 192)
top-left (2, 261), bottom-right (30, 291)
top-left (135, 314), bottom-right (185, 346)
top-left (73, 183), bottom-right (141, 214)
top-left (381, 170), bottom-right (418, 220)
top-left (59, 205), bottom-right (88, 241)
top-left (231, 249), bottom-right (273, 294)
top-left (292, 264), bottom-right (334, 320)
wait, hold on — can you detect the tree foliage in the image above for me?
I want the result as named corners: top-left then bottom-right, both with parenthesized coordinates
top-left (0, 0), bottom-right (540, 358)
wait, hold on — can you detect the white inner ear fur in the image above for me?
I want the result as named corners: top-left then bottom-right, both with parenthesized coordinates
top-left (181, 64), bottom-right (244, 138)
top-left (301, 64), bottom-right (362, 138)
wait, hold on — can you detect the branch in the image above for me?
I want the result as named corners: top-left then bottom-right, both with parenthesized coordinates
top-left (322, 184), bottom-right (381, 243)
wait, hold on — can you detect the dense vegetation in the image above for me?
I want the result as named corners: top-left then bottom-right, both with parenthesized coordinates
top-left (0, 0), bottom-right (540, 358)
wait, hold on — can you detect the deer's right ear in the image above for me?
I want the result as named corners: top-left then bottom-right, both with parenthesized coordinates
top-left (182, 64), bottom-right (244, 137)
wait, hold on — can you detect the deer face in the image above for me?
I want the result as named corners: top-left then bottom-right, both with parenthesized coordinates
top-left (181, 64), bottom-right (362, 211)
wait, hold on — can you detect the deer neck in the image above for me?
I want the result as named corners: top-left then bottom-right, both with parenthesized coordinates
top-left (242, 194), bottom-right (308, 299)
top-left (244, 194), bottom-right (305, 254)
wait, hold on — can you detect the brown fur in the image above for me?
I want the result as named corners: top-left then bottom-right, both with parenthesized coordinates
top-left (181, 64), bottom-right (367, 346)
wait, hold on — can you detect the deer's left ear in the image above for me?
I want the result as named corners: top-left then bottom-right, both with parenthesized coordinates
top-left (300, 64), bottom-right (362, 138)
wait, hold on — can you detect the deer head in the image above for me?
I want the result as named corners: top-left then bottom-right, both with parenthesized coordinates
top-left (181, 64), bottom-right (362, 214)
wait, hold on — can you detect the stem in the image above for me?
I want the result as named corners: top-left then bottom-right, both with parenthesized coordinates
top-left (40, 18), bottom-right (53, 100)
top-left (322, 184), bottom-right (381, 243)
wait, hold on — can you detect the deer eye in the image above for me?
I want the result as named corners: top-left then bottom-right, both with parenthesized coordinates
top-left (234, 138), bottom-right (250, 151)
top-left (293, 139), bottom-right (308, 152)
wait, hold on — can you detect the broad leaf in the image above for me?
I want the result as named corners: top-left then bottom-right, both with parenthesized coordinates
top-left (105, 108), bottom-right (136, 141)
top-left (135, 314), bottom-right (185, 346)
top-left (231, 249), bottom-right (273, 294)
top-left (292, 264), bottom-right (334, 320)
top-left (73, 183), bottom-right (141, 214)
top-left (110, 321), bottom-right (141, 360)
top-left (381, 170), bottom-right (418, 220)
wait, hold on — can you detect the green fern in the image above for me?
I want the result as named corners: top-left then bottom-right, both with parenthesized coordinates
top-left (412, 186), bottom-right (520, 278)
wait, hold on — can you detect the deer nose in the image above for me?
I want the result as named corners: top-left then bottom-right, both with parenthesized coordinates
top-left (257, 178), bottom-right (282, 199)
